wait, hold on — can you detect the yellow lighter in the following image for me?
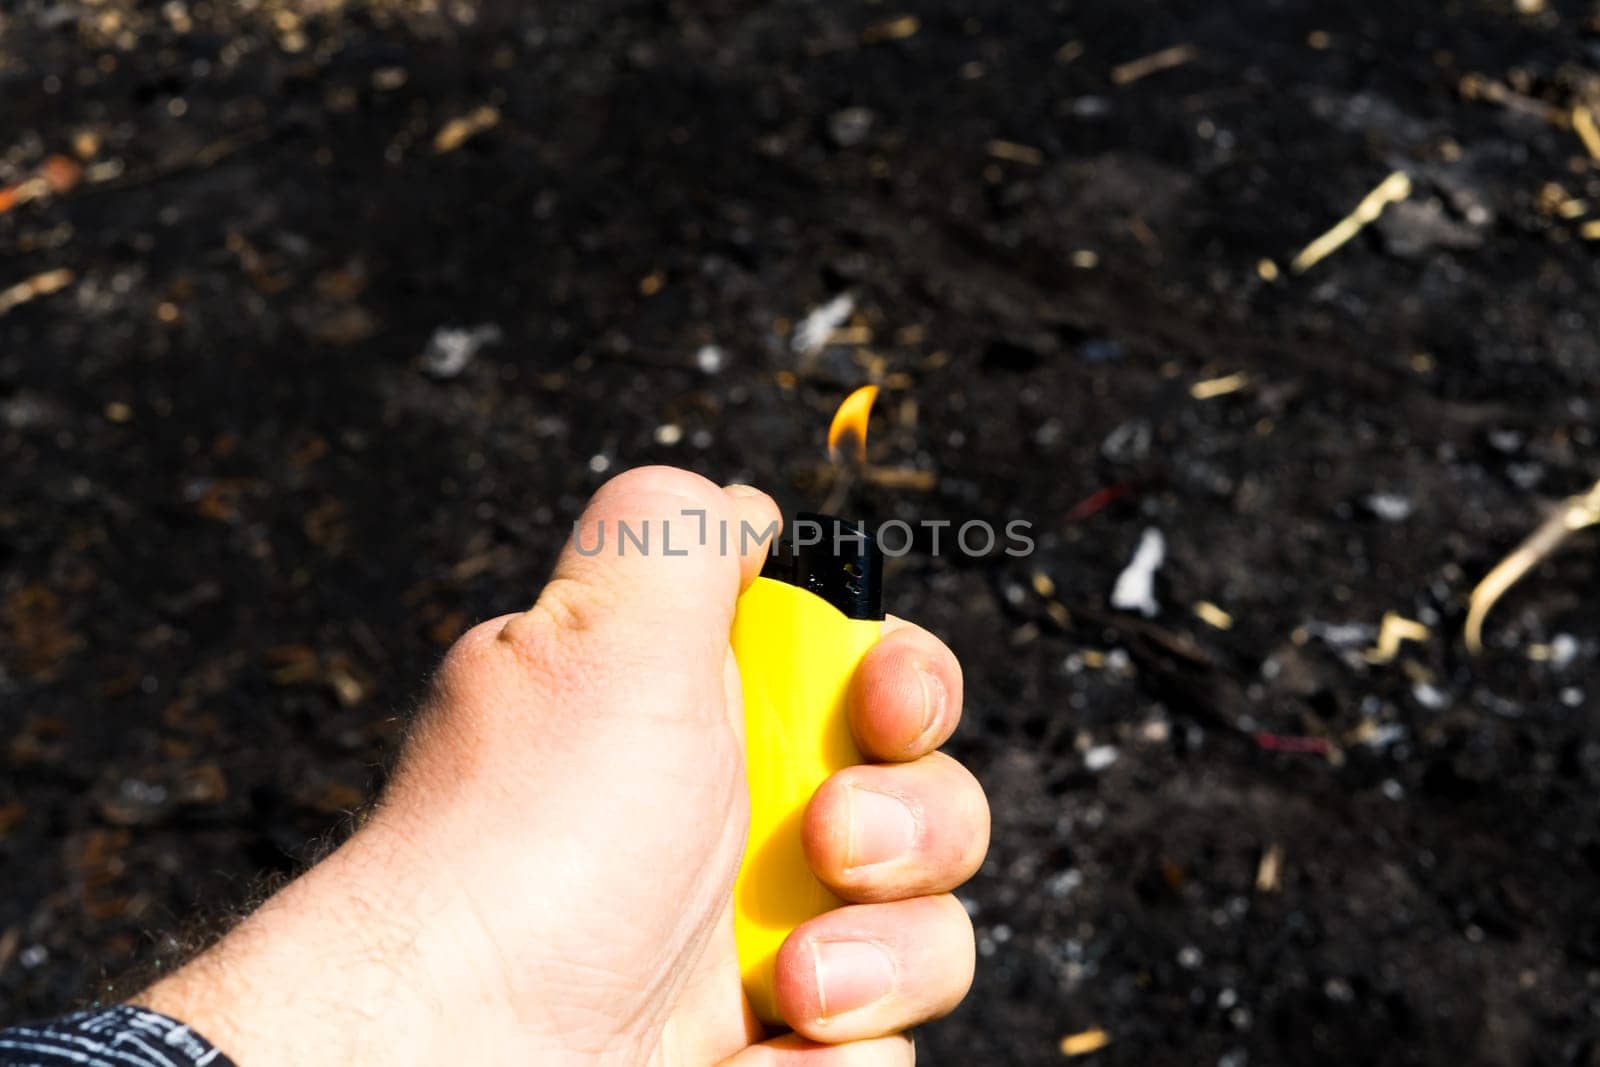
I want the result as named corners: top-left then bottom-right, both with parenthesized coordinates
top-left (731, 512), bottom-right (885, 1025)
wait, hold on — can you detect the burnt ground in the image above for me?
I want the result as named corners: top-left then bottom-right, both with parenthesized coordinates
top-left (4, 0), bottom-right (1600, 1063)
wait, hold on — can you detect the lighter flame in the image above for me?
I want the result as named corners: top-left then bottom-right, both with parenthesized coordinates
top-left (827, 384), bottom-right (879, 465)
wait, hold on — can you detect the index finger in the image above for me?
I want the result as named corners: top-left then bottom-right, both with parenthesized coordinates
top-left (847, 616), bottom-right (963, 762)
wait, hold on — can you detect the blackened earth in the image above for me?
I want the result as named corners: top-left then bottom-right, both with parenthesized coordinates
top-left (4, 2), bottom-right (1600, 1064)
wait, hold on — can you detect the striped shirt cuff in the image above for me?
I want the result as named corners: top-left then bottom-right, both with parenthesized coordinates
top-left (0, 1006), bottom-right (236, 1067)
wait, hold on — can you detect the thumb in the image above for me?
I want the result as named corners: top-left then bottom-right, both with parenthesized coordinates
top-left (492, 466), bottom-right (780, 721)
top-left (409, 466), bottom-right (781, 794)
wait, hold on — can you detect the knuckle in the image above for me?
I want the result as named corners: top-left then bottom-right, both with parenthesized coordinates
top-left (495, 585), bottom-right (607, 695)
top-left (430, 614), bottom-right (517, 697)
top-left (524, 576), bottom-right (609, 637)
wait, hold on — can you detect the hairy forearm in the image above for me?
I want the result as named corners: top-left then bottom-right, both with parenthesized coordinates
top-left (136, 818), bottom-right (485, 1065)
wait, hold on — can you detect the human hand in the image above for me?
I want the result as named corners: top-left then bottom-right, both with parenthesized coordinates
top-left (142, 466), bottom-right (989, 1065)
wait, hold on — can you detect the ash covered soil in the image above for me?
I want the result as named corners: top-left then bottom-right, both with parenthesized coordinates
top-left (5, 1), bottom-right (1600, 1063)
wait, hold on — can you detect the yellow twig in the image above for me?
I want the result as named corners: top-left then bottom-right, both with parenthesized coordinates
top-left (1056, 40), bottom-right (1085, 65)
top-left (1190, 372), bottom-right (1249, 400)
top-left (1459, 74), bottom-right (1568, 125)
top-left (1111, 43), bottom-right (1197, 86)
top-left (1364, 612), bottom-right (1430, 665)
top-left (1059, 1028), bottom-right (1111, 1057)
top-left (1290, 171), bottom-right (1412, 274)
top-left (862, 15), bottom-right (919, 43)
top-left (1194, 601), bottom-right (1235, 630)
top-left (1464, 479), bottom-right (1600, 654)
top-left (987, 140), bottom-right (1045, 166)
top-left (1255, 843), bottom-right (1283, 892)
top-left (1573, 106), bottom-right (1600, 162)
top-left (0, 268), bottom-right (74, 317)
top-left (433, 106), bottom-right (500, 154)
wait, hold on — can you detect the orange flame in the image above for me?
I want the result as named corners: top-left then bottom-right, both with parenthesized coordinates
top-left (827, 384), bottom-right (879, 465)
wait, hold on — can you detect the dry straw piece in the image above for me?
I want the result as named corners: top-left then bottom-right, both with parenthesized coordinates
top-left (1110, 43), bottom-right (1197, 86)
top-left (1059, 1028), bottom-right (1112, 1057)
top-left (0, 268), bottom-right (75, 317)
top-left (1290, 171), bottom-right (1412, 274)
top-left (1464, 479), bottom-right (1600, 654)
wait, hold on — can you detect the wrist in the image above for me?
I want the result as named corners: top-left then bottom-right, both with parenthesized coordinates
top-left (139, 815), bottom-right (512, 1065)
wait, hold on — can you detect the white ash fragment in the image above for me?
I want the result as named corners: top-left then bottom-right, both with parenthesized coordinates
top-left (0, 390), bottom-right (61, 430)
top-left (1487, 429), bottom-right (1524, 454)
top-left (1549, 633), bottom-right (1579, 670)
top-left (1101, 418), bottom-right (1151, 463)
top-left (1083, 745), bottom-right (1119, 772)
top-left (421, 323), bottom-right (502, 379)
top-left (1507, 462), bottom-right (1544, 490)
top-left (791, 292), bottom-right (854, 355)
top-left (1361, 723), bottom-right (1407, 749)
top-left (827, 107), bottom-right (876, 148)
top-left (1110, 527), bottom-right (1165, 617)
top-left (1411, 683), bottom-right (1449, 710)
top-left (1139, 718), bottom-right (1171, 743)
top-left (694, 343), bottom-right (726, 373)
top-left (1377, 198), bottom-right (1484, 259)
top-left (1364, 492), bottom-right (1413, 522)
top-left (1046, 869), bottom-right (1083, 899)
top-left (1323, 976), bottom-right (1355, 1003)
top-left (1302, 620), bottom-right (1376, 650)
top-left (1034, 417), bottom-right (1065, 447)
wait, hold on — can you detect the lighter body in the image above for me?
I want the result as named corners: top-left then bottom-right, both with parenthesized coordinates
top-left (731, 574), bottom-right (882, 1026)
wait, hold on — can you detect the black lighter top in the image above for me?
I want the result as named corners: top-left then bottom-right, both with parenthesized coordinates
top-left (759, 512), bottom-right (885, 621)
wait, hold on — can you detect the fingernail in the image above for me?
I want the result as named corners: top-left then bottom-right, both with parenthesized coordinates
top-left (910, 663), bottom-right (945, 750)
top-left (847, 786), bottom-right (917, 869)
top-left (723, 483), bottom-right (763, 499)
top-left (813, 939), bottom-right (896, 1018)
